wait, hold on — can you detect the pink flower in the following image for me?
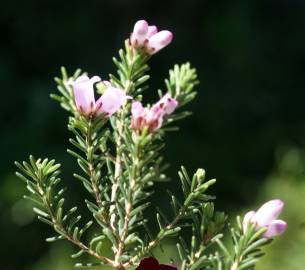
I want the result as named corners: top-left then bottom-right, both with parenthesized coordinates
top-left (144, 105), bottom-right (164, 131)
top-left (147, 26), bottom-right (158, 38)
top-left (72, 75), bottom-right (127, 117)
top-left (131, 101), bottom-right (145, 130)
top-left (243, 199), bottom-right (287, 238)
top-left (146, 30), bottom-right (173, 55)
top-left (130, 20), bottom-right (173, 55)
top-left (73, 75), bottom-right (101, 115)
top-left (131, 94), bottom-right (178, 133)
top-left (130, 20), bottom-right (149, 48)
top-left (153, 93), bottom-right (178, 115)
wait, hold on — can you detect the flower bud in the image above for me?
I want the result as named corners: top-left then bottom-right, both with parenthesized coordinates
top-left (147, 25), bottom-right (158, 38)
top-left (252, 199), bottom-right (284, 227)
top-left (129, 20), bottom-right (173, 55)
top-left (154, 93), bottom-right (178, 115)
top-left (146, 30), bottom-right (173, 55)
top-left (264, 220), bottom-right (287, 238)
top-left (131, 94), bottom-right (178, 133)
top-left (145, 106), bottom-right (163, 132)
top-left (131, 101), bottom-right (145, 130)
top-left (195, 168), bottom-right (206, 183)
top-left (242, 199), bottom-right (287, 238)
top-left (130, 20), bottom-right (149, 47)
top-left (242, 211), bottom-right (255, 233)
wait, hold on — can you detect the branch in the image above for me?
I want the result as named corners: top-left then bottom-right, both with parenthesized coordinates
top-left (109, 40), bottom-right (151, 257)
top-left (15, 156), bottom-right (115, 267)
top-left (213, 217), bottom-right (272, 270)
top-left (125, 167), bottom-right (217, 267)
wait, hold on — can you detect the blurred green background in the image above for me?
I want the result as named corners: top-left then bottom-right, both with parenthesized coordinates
top-left (1, 0), bottom-right (305, 269)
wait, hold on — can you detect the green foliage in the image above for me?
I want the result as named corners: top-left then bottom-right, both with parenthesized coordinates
top-left (210, 218), bottom-right (271, 270)
top-left (177, 202), bottom-right (226, 270)
top-left (15, 157), bottom-right (113, 265)
top-left (110, 40), bottom-right (150, 94)
top-left (129, 167), bottom-right (219, 265)
top-left (165, 62), bottom-right (198, 107)
top-left (15, 34), bottom-right (279, 270)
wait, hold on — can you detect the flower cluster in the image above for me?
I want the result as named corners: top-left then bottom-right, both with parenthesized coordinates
top-left (72, 75), bottom-right (178, 132)
top-left (72, 20), bottom-right (174, 123)
top-left (130, 20), bottom-right (173, 55)
top-left (72, 75), bottom-right (127, 117)
top-left (243, 199), bottom-right (287, 238)
top-left (131, 94), bottom-right (178, 133)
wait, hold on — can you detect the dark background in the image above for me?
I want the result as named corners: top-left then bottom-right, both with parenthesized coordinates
top-left (1, 0), bottom-right (305, 269)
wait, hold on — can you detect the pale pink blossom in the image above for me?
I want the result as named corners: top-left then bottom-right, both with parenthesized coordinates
top-left (131, 101), bottom-right (145, 130)
top-left (73, 75), bottom-right (101, 115)
top-left (72, 75), bottom-right (127, 117)
top-left (144, 105), bottom-right (163, 131)
top-left (131, 94), bottom-right (178, 132)
top-left (243, 199), bottom-right (287, 238)
top-left (147, 26), bottom-right (158, 38)
top-left (153, 93), bottom-right (178, 115)
top-left (146, 30), bottom-right (173, 55)
top-left (96, 87), bottom-right (127, 116)
top-left (130, 20), bottom-right (173, 55)
top-left (130, 20), bottom-right (149, 48)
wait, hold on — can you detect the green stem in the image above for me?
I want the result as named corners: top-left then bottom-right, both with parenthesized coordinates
top-left (86, 119), bottom-right (102, 207)
top-left (115, 138), bottom-right (141, 267)
top-left (110, 45), bottom-right (148, 254)
top-left (125, 206), bottom-right (186, 267)
top-left (110, 110), bottom-right (125, 231)
top-left (40, 186), bottom-right (114, 266)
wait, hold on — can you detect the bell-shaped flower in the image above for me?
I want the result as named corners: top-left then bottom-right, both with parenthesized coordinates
top-left (96, 87), bottom-right (127, 117)
top-left (130, 20), bottom-right (173, 55)
top-left (243, 199), bottom-right (287, 238)
top-left (73, 75), bottom-right (101, 115)
top-left (131, 101), bottom-right (145, 130)
top-left (147, 25), bottom-right (158, 38)
top-left (144, 105), bottom-right (163, 132)
top-left (131, 94), bottom-right (178, 133)
top-left (153, 93), bottom-right (178, 114)
top-left (130, 20), bottom-right (149, 48)
top-left (72, 75), bottom-right (127, 117)
top-left (146, 30), bottom-right (173, 55)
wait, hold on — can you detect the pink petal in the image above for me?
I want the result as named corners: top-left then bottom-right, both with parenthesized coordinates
top-left (252, 199), bottom-right (284, 227)
top-left (90, 76), bottom-right (102, 84)
top-left (263, 220), bottom-right (287, 238)
top-left (73, 75), bottom-right (101, 114)
top-left (130, 20), bottom-right (149, 47)
top-left (131, 101), bottom-right (145, 131)
top-left (96, 87), bottom-right (126, 116)
top-left (146, 106), bottom-right (163, 131)
top-left (131, 101), bottom-right (144, 117)
top-left (75, 75), bottom-right (90, 83)
top-left (146, 30), bottom-right (173, 55)
top-left (147, 25), bottom-right (158, 38)
top-left (155, 93), bottom-right (178, 115)
top-left (145, 108), bottom-right (158, 123)
top-left (243, 211), bottom-right (256, 232)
